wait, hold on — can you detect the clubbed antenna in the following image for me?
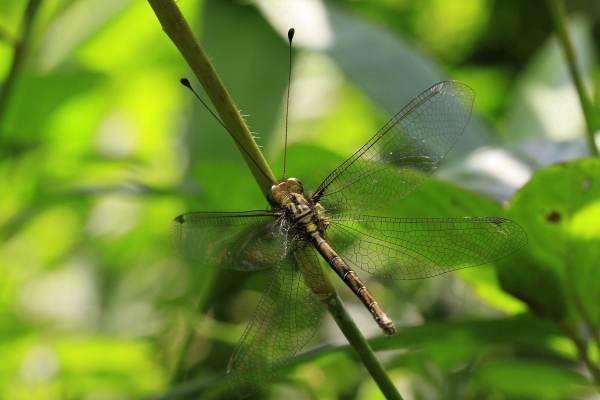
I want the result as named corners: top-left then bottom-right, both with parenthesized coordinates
top-left (282, 27), bottom-right (295, 179)
top-left (180, 78), bottom-right (230, 134)
top-left (180, 77), bottom-right (272, 184)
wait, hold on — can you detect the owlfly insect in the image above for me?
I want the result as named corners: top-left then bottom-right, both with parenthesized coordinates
top-left (173, 28), bottom-right (527, 395)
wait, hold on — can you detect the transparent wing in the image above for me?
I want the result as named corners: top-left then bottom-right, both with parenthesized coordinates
top-left (327, 215), bottom-right (527, 279)
top-left (313, 81), bottom-right (474, 213)
top-left (172, 211), bottom-right (285, 271)
top-left (227, 245), bottom-right (327, 396)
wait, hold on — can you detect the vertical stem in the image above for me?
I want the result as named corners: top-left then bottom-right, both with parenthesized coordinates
top-left (560, 321), bottom-right (600, 387)
top-left (169, 268), bottom-right (229, 383)
top-left (0, 0), bottom-right (43, 128)
top-left (147, 0), bottom-right (276, 193)
top-left (546, 0), bottom-right (598, 156)
top-left (565, 259), bottom-right (600, 357)
top-left (325, 294), bottom-right (404, 400)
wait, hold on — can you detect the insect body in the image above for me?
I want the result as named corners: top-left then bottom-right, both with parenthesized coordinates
top-left (270, 177), bottom-right (395, 334)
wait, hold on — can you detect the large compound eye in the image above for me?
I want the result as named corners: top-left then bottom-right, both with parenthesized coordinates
top-left (268, 183), bottom-right (285, 207)
top-left (287, 177), bottom-right (304, 193)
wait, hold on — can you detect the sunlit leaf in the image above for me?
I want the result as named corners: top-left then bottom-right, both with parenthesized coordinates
top-left (500, 158), bottom-right (600, 326)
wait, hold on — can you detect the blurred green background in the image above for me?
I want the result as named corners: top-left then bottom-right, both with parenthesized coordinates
top-left (1, 0), bottom-right (599, 399)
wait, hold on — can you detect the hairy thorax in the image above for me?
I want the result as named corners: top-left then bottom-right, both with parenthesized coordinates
top-left (269, 178), bottom-right (328, 236)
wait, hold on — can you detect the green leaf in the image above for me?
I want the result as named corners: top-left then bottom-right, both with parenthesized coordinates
top-left (497, 251), bottom-right (567, 320)
top-left (0, 70), bottom-right (104, 141)
top-left (36, 0), bottom-right (134, 71)
top-left (369, 314), bottom-right (563, 355)
top-left (473, 360), bottom-right (589, 399)
top-left (500, 158), bottom-right (600, 327)
top-left (56, 336), bottom-right (166, 396)
top-left (0, 335), bottom-right (166, 398)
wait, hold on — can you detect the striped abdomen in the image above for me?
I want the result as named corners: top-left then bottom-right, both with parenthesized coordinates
top-left (310, 232), bottom-right (396, 335)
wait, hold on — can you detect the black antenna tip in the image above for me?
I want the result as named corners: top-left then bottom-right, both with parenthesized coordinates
top-left (287, 28), bottom-right (295, 43)
top-left (180, 77), bottom-right (191, 88)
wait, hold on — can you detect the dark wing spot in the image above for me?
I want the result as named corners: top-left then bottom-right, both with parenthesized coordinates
top-left (174, 215), bottom-right (185, 224)
top-left (545, 210), bottom-right (561, 223)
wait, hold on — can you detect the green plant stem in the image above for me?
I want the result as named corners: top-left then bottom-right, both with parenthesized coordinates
top-left (169, 268), bottom-right (229, 384)
top-left (168, 274), bottom-right (216, 384)
top-left (565, 259), bottom-right (600, 359)
top-left (325, 293), bottom-right (403, 400)
top-left (169, 315), bottom-right (198, 385)
top-left (560, 321), bottom-right (600, 387)
top-left (0, 0), bottom-right (43, 128)
top-left (147, 0), bottom-right (276, 193)
top-left (546, 0), bottom-right (599, 156)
